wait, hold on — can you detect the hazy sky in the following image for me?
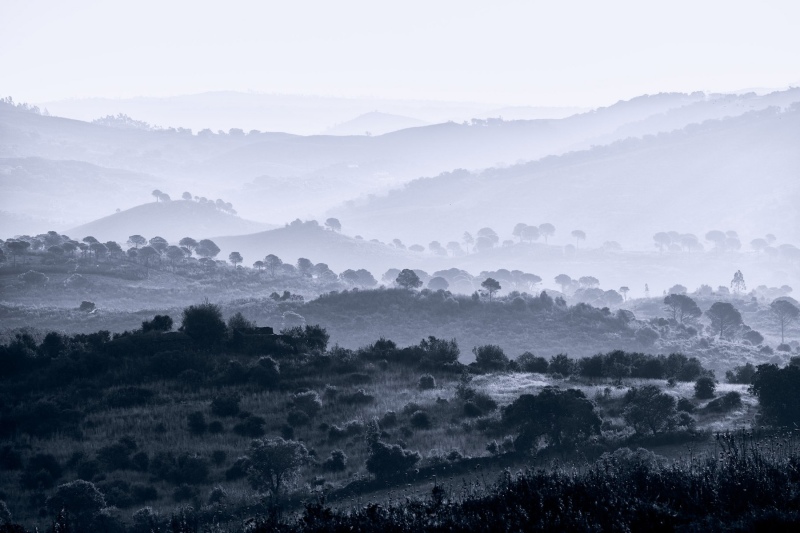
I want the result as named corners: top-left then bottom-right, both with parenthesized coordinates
top-left (2, 0), bottom-right (799, 107)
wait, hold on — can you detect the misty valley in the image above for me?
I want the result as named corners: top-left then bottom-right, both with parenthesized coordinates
top-left (2, 87), bottom-right (800, 532)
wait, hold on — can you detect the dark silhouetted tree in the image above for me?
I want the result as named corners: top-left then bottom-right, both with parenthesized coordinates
top-left (481, 277), bottom-right (501, 301)
top-left (538, 223), bottom-right (555, 244)
top-left (324, 218), bottom-right (341, 232)
top-left (396, 269), bottom-right (422, 290)
top-left (180, 301), bottom-right (227, 347)
top-left (128, 235), bottom-right (146, 248)
top-left (229, 251), bottom-right (243, 267)
top-left (555, 274), bottom-right (572, 294)
top-left (247, 437), bottom-right (309, 500)
top-left (770, 299), bottom-right (800, 344)
top-left (706, 302), bottom-right (743, 339)
top-left (195, 239), bottom-right (220, 259)
top-left (663, 294), bottom-right (702, 324)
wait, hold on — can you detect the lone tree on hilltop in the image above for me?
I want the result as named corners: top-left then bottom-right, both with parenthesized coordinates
top-left (663, 294), bottom-right (702, 324)
top-left (619, 286), bottom-right (630, 301)
top-left (706, 302), bottom-right (743, 339)
top-left (182, 191), bottom-right (192, 200)
top-left (396, 269), bottom-right (422, 290)
top-left (770, 299), bottom-right (800, 344)
top-left (229, 251), bottom-right (243, 268)
top-left (152, 189), bottom-right (162, 202)
top-left (324, 218), bottom-right (341, 232)
top-left (481, 277), bottom-right (501, 301)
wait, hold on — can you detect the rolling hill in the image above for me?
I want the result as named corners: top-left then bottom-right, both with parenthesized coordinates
top-left (331, 105), bottom-right (800, 250)
top-left (213, 221), bottom-right (419, 273)
top-left (66, 200), bottom-right (274, 243)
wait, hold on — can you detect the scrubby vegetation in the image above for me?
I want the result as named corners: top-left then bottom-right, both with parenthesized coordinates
top-left (1, 298), bottom-right (795, 531)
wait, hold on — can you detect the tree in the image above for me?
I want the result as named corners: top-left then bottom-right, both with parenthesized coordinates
top-left (182, 191), bottom-right (192, 200)
top-left (578, 276), bottom-right (599, 289)
top-left (770, 299), bottom-right (800, 344)
top-left (142, 314), bottom-right (173, 333)
top-left (705, 230), bottom-right (726, 250)
top-left (45, 480), bottom-right (106, 530)
top-left (462, 232), bottom-right (474, 252)
top-left (127, 235), bottom-right (146, 248)
top-left (324, 218), bottom-right (341, 232)
top-left (365, 425), bottom-right (420, 478)
top-left (105, 241), bottom-right (122, 258)
top-left (247, 438), bottom-right (309, 499)
top-left (571, 230), bottom-right (586, 249)
top-left (6, 240), bottom-right (30, 267)
top-left (446, 241), bottom-right (464, 256)
top-left (180, 301), bottom-right (227, 347)
top-left (473, 344), bottom-right (509, 371)
top-left (179, 237), bottom-right (198, 251)
top-left (538, 223), bottom-right (555, 244)
top-left (619, 286), bottom-right (630, 301)
top-left (694, 376), bottom-right (716, 399)
top-left (663, 294), bottom-right (702, 324)
top-left (653, 232), bottom-right (671, 253)
top-left (138, 245), bottom-right (159, 267)
top-left (520, 225), bottom-right (540, 243)
top-left (623, 385), bottom-right (680, 435)
top-left (730, 270), bottom-right (746, 295)
top-left (512, 223), bottom-right (528, 242)
top-left (229, 251), bottom-right (243, 267)
top-left (751, 364), bottom-right (800, 427)
top-left (89, 242), bottom-right (107, 259)
top-left (264, 254), bottom-right (283, 277)
top-left (396, 269), bottom-right (422, 290)
top-left (751, 238), bottom-right (769, 253)
top-left (296, 258), bottom-right (313, 277)
top-left (503, 387), bottom-right (601, 451)
top-left (165, 245), bottom-right (185, 267)
top-left (555, 274), bottom-right (572, 294)
top-left (428, 276), bottom-right (449, 291)
top-left (476, 227), bottom-right (499, 251)
top-left (148, 236), bottom-right (168, 253)
top-left (481, 277), bottom-right (501, 301)
top-left (152, 189), bottom-right (162, 202)
top-left (706, 302), bottom-right (743, 339)
top-left (195, 239), bottom-right (220, 259)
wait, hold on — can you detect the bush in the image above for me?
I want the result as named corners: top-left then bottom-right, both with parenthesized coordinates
top-left (180, 302), bottom-right (227, 346)
top-left (726, 363), bottom-right (756, 384)
top-left (142, 315), bottom-right (173, 333)
top-left (293, 391), bottom-right (323, 417)
top-left (548, 354), bottom-right (576, 376)
top-left (777, 343), bottom-right (792, 352)
top-left (340, 388), bottom-right (374, 404)
top-left (208, 421), bottom-right (224, 434)
top-left (410, 411), bottom-right (432, 429)
top-left (365, 440), bottom-right (421, 479)
top-left (20, 453), bottom-right (62, 490)
top-left (463, 401), bottom-right (483, 417)
top-left (287, 409), bottom-right (311, 427)
top-left (322, 450), bottom-right (347, 472)
top-left (677, 397), bottom-right (696, 413)
top-left (45, 480), bottom-right (105, 528)
top-left (211, 450), bottom-right (227, 466)
top-left (517, 352), bottom-right (549, 373)
top-left (418, 374), bottom-right (436, 390)
top-left (473, 345), bottom-right (509, 371)
top-left (225, 456), bottom-right (252, 481)
top-left (706, 392), bottom-right (742, 412)
top-left (211, 393), bottom-right (241, 417)
top-left (694, 376), bottom-right (717, 399)
top-left (173, 484), bottom-right (200, 503)
top-left (0, 446), bottom-right (22, 471)
top-left (233, 415), bottom-right (266, 437)
top-left (19, 270), bottom-right (48, 285)
top-left (106, 386), bottom-right (154, 408)
top-left (379, 411), bottom-right (398, 429)
top-left (187, 411), bottom-right (207, 435)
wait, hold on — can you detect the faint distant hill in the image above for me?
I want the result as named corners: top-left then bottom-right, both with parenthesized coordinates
top-left (66, 200), bottom-right (274, 243)
top-left (214, 221), bottom-right (418, 273)
top-left (476, 106), bottom-right (587, 120)
top-left (332, 105), bottom-right (800, 249)
top-left (323, 111), bottom-right (429, 136)
top-left (0, 157), bottom-right (160, 230)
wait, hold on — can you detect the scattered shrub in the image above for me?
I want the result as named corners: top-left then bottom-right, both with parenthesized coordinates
top-left (340, 388), bottom-right (374, 404)
top-left (106, 387), bottom-right (154, 408)
top-left (225, 456), bottom-right (252, 481)
top-left (322, 450), bottom-right (347, 472)
top-left (410, 411), bottom-right (432, 430)
top-left (418, 374), bottom-right (436, 390)
top-left (211, 450), bottom-right (227, 466)
top-left (517, 352), bottom-right (549, 373)
top-left (293, 391), bottom-right (323, 417)
top-left (187, 411), bottom-right (207, 435)
top-left (694, 376), bottom-right (717, 399)
top-left (233, 415), bottom-right (266, 437)
top-left (210, 393), bottom-right (241, 417)
top-left (287, 409), bottom-right (311, 427)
